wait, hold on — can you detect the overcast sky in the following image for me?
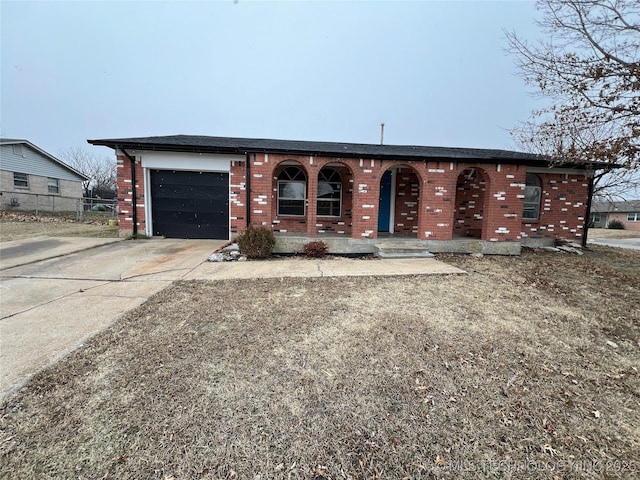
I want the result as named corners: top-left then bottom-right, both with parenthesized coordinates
top-left (1, 0), bottom-right (544, 159)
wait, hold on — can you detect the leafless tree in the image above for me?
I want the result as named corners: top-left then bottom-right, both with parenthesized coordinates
top-left (513, 120), bottom-right (640, 201)
top-left (506, 0), bottom-right (640, 175)
top-left (59, 147), bottom-right (117, 199)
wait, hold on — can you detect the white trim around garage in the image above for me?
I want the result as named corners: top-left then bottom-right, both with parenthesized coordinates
top-left (135, 150), bottom-right (243, 239)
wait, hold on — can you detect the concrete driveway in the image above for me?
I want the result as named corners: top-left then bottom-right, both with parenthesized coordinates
top-left (0, 238), bottom-right (225, 399)
top-left (0, 237), bottom-right (464, 400)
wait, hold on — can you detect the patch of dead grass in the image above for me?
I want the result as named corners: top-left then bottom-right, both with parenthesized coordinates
top-left (587, 228), bottom-right (640, 239)
top-left (1, 248), bottom-right (639, 479)
top-left (0, 212), bottom-right (118, 242)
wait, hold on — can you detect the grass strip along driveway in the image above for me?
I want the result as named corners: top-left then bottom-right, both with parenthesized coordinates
top-left (1, 247), bottom-right (639, 479)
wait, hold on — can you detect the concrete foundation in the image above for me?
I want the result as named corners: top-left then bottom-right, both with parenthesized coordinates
top-left (274, 235), bottom-right (522, 256)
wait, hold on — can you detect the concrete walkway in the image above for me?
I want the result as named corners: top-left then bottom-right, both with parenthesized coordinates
top-left (0, 238), bottom-right (464, 400)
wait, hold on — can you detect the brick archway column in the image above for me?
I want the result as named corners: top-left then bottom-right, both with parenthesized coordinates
top-left (419, 162), bottom-right (457, 240)
top-left (350, 162), bottom-right (380, 239)
top-left (306, 157), bottom-right (319, 238)
top-left (482, 164), bottom-right (523, 242)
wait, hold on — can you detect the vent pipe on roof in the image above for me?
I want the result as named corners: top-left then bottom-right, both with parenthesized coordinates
top-left (380, 123), bottom-right (385, 146)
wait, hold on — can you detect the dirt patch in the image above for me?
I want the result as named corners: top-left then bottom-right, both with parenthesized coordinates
top-left (1, 247), bottom-right (639, 479)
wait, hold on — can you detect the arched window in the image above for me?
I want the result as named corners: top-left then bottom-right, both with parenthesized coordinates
top-left (317, 168), bottom-right (342, 217)
top-left (277, 166), bottom-right (306, 216)
top-left (523, 173), bottom-right (541, 220)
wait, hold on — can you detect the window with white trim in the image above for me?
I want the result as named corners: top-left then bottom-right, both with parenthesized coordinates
top-left (277, 166), bottom-right (306, 216)
top-left (48, 178), bottom-right (60, 194)
top-left (317, 168), bottom-right (342, 217)
top-left (523, 173), bottom-right (541, 220)
top-left (13, 172), bottom-right (28, 188)
top-left (627, 212), bottom-right (640, 222)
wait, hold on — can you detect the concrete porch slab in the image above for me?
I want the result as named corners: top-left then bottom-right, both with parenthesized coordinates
top-left (186, 257), bottom-right (466, 280)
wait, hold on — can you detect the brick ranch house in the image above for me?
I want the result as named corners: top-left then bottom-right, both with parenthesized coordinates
top-left (88, 135), bottom-right (604, 255)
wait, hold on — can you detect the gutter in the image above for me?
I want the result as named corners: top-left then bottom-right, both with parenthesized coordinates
top-left (582, 175), bottom-right (595, 248)
top-left (120, 148), bottom-right (138, 240)
top-left (245, 152), bottom-right (252, 226)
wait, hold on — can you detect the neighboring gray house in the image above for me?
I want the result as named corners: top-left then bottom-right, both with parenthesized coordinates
top-left (591, 199), bottom-right (640, 231)
top-left (0, 138), bottom-right (88, 213)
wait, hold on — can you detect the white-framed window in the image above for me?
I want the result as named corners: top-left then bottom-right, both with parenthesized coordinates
top-left (627, 212), bottom-right (640, 222)
top-left (590, 213), bottom-right (601, 223)
top-left (522, 173), bottom-right (541, 220)
top-left (317, 168), bottom-right (342, 217)
top-left (13, 172), bottom-right (28, 188)
top-left (12, 144), bottom-right (23, 156)
top-left (48, 178), bottom-right (60, 194)
top-left (277, 166), bottom-right (306, 216)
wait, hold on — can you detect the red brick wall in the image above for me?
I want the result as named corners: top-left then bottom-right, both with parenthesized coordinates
top-left (116, 154), bottom-right (146, 236)
top-left (229, 160), bottom-right (247, 236)
top-left (481, 164), bottom-right (526, 242)
top-left (521, 173), bottom-right (590, 242)
top-left (113, 150), bottom-right (590, 245)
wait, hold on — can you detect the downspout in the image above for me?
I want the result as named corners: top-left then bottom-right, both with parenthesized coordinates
top-left (246, 153), bottom-right (252, 226)
top-left (582, 174), bottom-right (595, 248)
top-left (120, 148), bottom-right (138, 240)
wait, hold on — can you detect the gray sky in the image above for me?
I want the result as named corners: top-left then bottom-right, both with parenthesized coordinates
top-left (1, 0), bottom-right (543, 159)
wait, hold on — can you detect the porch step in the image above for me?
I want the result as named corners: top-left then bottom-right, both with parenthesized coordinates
top-left (374, 242), bottom-right (435, 259)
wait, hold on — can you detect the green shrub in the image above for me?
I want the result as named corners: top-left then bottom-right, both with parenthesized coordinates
top-left (237, 226), bottom-right (276, 258)
top-left (608, 219), bottom-right (625, 230)
top-left (303, 240), bottom-right (328, 258)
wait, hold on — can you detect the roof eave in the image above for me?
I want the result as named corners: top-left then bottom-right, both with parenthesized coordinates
top-left (87, 138), bottom-right (614, 170)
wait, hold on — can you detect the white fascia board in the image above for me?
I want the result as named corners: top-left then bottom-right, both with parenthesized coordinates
top-left (132, 150), bottom-right (244, 172)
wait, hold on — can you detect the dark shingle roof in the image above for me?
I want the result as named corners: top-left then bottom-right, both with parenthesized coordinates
top-left (87, 134), bottom-right (608, 168)
top-left (592, 199), bottom-right (640, 212)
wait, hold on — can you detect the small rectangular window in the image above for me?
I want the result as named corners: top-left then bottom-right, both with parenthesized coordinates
top-left (590, 213), bottom-right (601, 223)
top-left (48, 178), bottom-right (60, 194)
top-left (628, 212), bottom-right (639, 222)
top-left (522, 186), bottom-right (541, 220)
top-left (13, 172), bottom-right (28, 188)
top-left (12, 144), bottom-right (23, 156)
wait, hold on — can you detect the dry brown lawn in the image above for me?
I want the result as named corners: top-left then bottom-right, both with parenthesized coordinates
top-left (1, 247), bottom-right (639, 479)
top-left (588, 228), bottom-right (640, 239)
top-left (0, 212), bottom-right (118, 242)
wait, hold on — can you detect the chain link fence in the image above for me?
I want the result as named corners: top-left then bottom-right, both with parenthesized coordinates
top-left (1, 191), bottom-right (117, 222)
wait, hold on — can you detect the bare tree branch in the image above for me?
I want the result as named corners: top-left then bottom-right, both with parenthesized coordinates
top-left (507, 0), bottom-right (640, 172)
top-left (59, 147), bottom-right (117, 199)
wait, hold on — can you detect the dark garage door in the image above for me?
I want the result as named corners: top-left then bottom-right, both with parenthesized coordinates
top-left (150, 170), bottom-right (229, 239)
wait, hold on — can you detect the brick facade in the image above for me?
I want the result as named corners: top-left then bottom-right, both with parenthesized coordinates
top-left (116, 154), bottom-right (146, 235)
top-left (520, 173), bottom-right (590, 242)
top-left (115, 152), bottom-right (591, 246)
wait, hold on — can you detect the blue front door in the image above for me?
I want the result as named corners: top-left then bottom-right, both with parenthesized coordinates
top-left (378, 170), bottom-right (392, 232)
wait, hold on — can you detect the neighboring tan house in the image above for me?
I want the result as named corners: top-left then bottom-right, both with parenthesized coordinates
top-left (590, 200), bottom-right (640, 231)
top-left (88, 134), bottom-right (608, 255)
top-left (0, 138), bottom-right (88, 213)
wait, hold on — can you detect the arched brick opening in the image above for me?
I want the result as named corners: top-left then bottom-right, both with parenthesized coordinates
top-left (271, 161), bottom-right (308, 234)
top-left (453, 167), bottom-right (490, 239)
top-left (378, 164), bottom-right (421, 238)
top-left (316, 162), bottom-right (354, 236)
